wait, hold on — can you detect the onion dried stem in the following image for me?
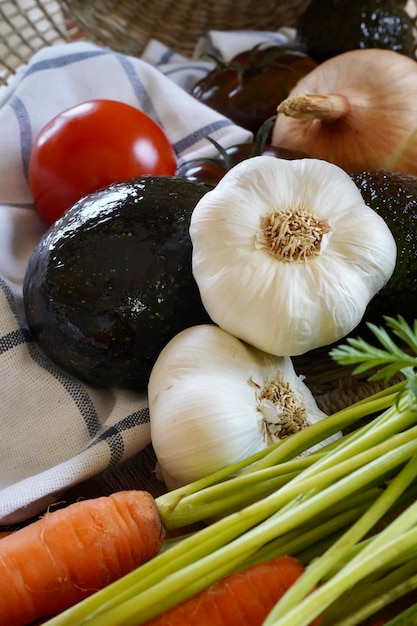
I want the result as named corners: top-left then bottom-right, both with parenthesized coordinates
top-left (277, 93), bottom-right (349, 122)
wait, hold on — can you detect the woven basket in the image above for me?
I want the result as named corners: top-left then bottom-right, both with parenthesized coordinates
top-left (1, 1), bottom-right (417, 87)
top-left (0, 0), bottom-right (313, 85)
top-left (0, 1), bottom-right (71, 84)
top-left (59, 0), bottom-right (311, 58)
top-left (60, 0), bottom-right (417, 60)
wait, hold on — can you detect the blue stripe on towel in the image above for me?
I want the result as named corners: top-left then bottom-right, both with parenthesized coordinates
top-left (114, 53), bottom-right (162, 123)
top-left (10, 96), bottom-right (32, 182)
top-left (22, 49), bottom-right (112, 79)
top-left (174, 118), bottom-right (235, 154)
top-left (0, 327), bottom-right (32, 354)
top-left (0, 277), bottom-right (103, 439)
top-left (88, 409), bottom-right (150, 466)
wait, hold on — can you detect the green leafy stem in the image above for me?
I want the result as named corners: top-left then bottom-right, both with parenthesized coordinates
top-left (330, 315), bottom-right (417, 405)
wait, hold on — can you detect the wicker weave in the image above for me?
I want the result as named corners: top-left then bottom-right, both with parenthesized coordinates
top-left (1, 1), bottom-right (417, 87)
top-left (61, 0), bottom-right (417, 62)
top-left (0, 0), bottom-right (315, 86)
top-left (0, 0), bottom-right (309, 86)
top-left (0, 0), bottom-right (76, 84)
top-left (59, 0), bottom-right (312, 58)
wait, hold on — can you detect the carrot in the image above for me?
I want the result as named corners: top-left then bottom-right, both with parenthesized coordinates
top-left (0, 490), bottom-right (165, 626)
top-left (143, 555), bottom-right (322, 626)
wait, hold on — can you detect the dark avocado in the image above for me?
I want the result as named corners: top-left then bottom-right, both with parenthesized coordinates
top-left (296, 0), bottom-right (416, 63)
top-left (23, 176), bottom-right (210, 390)
top-left (351, 170), bottom-right (417, 327)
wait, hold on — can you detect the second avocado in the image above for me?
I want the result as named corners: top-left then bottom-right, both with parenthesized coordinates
top-left (351, 169), bottom-right (417, 328)
top-left (23, 176), bottom-right (210, 390)
top-left (296, 0), bottom-right (416, 62)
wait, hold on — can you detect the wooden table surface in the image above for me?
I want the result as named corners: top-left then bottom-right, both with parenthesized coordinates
top-left (62, 443), bottom-right (167, 504)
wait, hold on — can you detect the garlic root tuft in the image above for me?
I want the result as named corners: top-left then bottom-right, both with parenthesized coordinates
top-left (255, 209), bottom-right (332, 263)
top-left (256, 372), bottom-right (309, 445)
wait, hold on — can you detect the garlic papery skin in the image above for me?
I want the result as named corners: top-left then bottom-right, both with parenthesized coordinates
top-left (148, 324), bottom-right (340, 490)
top-left (189, 155), bottom-right (397, 357)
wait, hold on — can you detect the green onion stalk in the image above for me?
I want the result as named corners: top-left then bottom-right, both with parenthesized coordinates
top-left (44, 316), bottom-right (417, 626)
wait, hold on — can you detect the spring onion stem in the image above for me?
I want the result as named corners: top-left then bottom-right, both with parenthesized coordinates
top-left (161, 416), bottom-right (417, 529)
top-left (262, 457), bottom-right (417, 626)
top-left (269, 525), bottom-right (417, 626)
top-left (96, 439), bottom-right (417, 625)
top-left (269, 399), bottom-right (416, 488)
top-left (327, 560), bottom-right (417, 625)
top-left (246, 500), bottom-right (373, 567)
top-left (49, 427), bottom-right (417, 626)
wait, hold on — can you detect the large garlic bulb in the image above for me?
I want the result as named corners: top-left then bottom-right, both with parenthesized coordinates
top-left (189, 156), bottom-right (397, 357)
top-left (148, 324), bottom-right (340, 490)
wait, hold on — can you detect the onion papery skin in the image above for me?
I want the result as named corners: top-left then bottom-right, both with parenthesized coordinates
top-left (190, 156), bottom-right (397, 357)
top-left (272, 48), bottom-right (417, 176)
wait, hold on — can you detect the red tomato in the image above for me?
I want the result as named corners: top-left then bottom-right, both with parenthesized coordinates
top-left (29, 99), bottom-right (177, 225)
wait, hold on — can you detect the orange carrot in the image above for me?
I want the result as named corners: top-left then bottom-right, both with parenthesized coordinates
top-left (0, 490), bottom-right (165, 626)
top-left (143, 555), bottom-right (322, 626)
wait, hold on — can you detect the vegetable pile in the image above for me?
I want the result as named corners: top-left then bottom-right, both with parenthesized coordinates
top-left (16, 7), bottom-right (417, 624)
top-left (13, 316), bottom-right (417, 626)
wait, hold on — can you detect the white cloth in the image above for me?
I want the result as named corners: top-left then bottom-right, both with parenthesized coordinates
top-left (0, 28), bottom-right (293, 524)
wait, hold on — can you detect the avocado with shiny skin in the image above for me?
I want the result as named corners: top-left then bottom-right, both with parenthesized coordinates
top-left (296, 0), bottom-right (416, 63)
top-left (23, 176), bottom-right (210, 390)
top-left (351, 170), bottom-right (417, 326)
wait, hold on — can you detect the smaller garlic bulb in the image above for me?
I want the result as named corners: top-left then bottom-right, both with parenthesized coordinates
top-left (148, 324), bottom-right (340, 490)
top-left (190, 156), bottom-right (397, 357)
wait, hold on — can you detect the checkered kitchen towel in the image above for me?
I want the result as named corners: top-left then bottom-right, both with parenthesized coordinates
top-left (0, 28), bottom-right (293, 524)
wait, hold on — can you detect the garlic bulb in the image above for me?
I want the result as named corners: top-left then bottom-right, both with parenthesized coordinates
top-left (189, 156), bottom-right (396, 357)
top-left (149, 324), bottom-right (339, 490)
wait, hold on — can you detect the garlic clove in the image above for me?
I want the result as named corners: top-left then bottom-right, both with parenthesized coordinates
top-left (148, 324), bottom-right (339, 490)
top-left (190, 156), bottom-right (397, 357)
